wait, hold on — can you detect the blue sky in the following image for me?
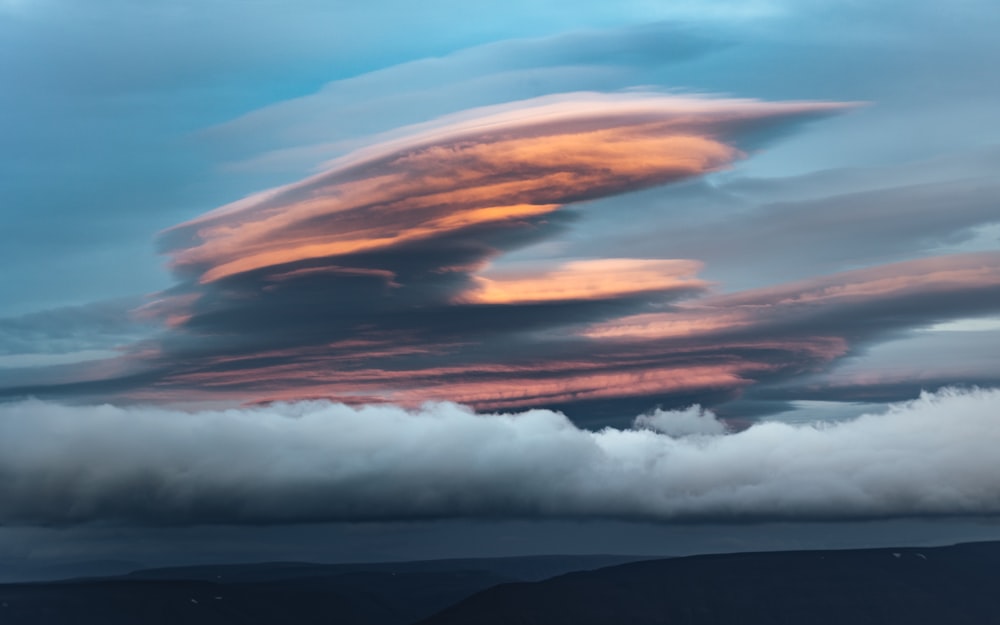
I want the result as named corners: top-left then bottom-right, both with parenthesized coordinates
top-left (1, 0), bottom-right (999, 567)
top-left (2, 0), bottom-right (997, 315)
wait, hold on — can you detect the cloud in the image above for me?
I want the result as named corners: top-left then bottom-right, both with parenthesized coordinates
top-left (0, 298), bottom-right (150, 357)
top-left (163, 92), bottom-right (845, 283)
top-left (750, 322), bottom-right (1000, 404)
top-left (11, 91), bottom-right (832, 416)
top-left (8, 88), bottom-right (998, 420)
top-left (1, 387), bottom-right (999, 526)
top-left (1, 0), bottom-right (998, 479)
top-left (647, 167), bottom-right (1000, 285)
top-left (202, 22), bottom-right (725, 169)
top-left (587, 252), bottom-right (1000, 341)
top-left (4, 245), bottom-right (998, 423)
top-left (634, 404), bottom-right (728, 437)
top-left (547, 146), bottom-right (1000, 293)
top-left (459, 259), bottom-right (706, 304)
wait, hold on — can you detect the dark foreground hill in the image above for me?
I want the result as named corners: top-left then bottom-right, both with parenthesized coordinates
top-left (0, 554), bottom-right (644, 625)
top-left (3, 543), bottom-right (1000, 624)
top-left (418, 542), bottom-right (1000, 625)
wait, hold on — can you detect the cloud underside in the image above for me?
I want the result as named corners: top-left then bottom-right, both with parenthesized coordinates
top-left (123, 249), bottom-right (1000, 420)
top-left (2, 387), bottom-right (999, 526)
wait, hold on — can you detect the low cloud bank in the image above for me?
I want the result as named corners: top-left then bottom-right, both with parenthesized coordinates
top-left (1, 387), bottom-right (998, 525)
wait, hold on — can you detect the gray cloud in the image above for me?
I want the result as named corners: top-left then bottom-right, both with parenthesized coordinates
top-left (1, 387), bottom-right (998, 526)
top-left (0, 298), bottom-right (149, 357)
top-left (676, 178), bottom-right (999, 277)
top-left (551, 147), bottom-right (1000, 290)
top-left (752, 324), bottom-right (1000, 402)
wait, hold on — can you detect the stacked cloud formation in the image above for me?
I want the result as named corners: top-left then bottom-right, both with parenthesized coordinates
top-left (6, 92), bottom-right (1000, 424)
top-left (116, 93), bottom-right (875, 414)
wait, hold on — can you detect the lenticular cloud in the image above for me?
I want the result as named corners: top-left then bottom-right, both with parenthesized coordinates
top-left (1, 387), bottom-right (998, 526)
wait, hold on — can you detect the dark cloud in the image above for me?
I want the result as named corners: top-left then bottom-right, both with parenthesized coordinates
top-left (1, 387), bottom-right (999, 526)
top-left (4, 252), bottom-right (998, 421)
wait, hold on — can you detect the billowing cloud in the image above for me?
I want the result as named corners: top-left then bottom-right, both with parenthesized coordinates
top-left (634, 403), bottom-right (727, 437)
top-left (1, 387), bottom-right (999, 526)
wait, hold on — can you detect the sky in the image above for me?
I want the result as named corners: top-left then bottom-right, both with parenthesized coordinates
top-left (1, 0), bottom-right (1000, 572)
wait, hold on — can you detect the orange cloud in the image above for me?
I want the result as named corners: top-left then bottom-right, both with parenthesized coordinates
top-left (162, 361), bottom-right (756, 409)
top-left (161, 93), bottom-right (849, 286)
top-left (461, 259), bottom-right (705, 304)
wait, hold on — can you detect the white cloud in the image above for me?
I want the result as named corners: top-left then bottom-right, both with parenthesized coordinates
top-left (633, 404), bottom-right (728, 437)
top-left (1, 387), bottom-right (998, 526)
top-left (924, 315), bottom-right (1000, 333)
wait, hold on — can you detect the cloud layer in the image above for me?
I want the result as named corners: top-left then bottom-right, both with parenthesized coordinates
top-left (2, 387), bottom-right (999, 526)
top-left (161, 92), bottom-right (843, 283)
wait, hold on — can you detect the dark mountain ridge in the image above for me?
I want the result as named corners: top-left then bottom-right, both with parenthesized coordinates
top-left (419, 541), bottom-right (1000, 625)
top-left (2, 543), bottom-right (999, 624)
top-left (0, 553), bottom-right (648, 625)
top-left (124, 553), bottom-right (652, 583)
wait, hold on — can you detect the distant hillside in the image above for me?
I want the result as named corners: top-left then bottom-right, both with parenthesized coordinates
top-left (0, 554), bottom-right (646, 625)
top-left (125, 553), bottom-right (650, 584)
top-left (418, 542), bottom-right (1000, 625)
top-left (4, 544), bottom-right (1000, 624)
top-left (0, 559), bottom-right (142, 584)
